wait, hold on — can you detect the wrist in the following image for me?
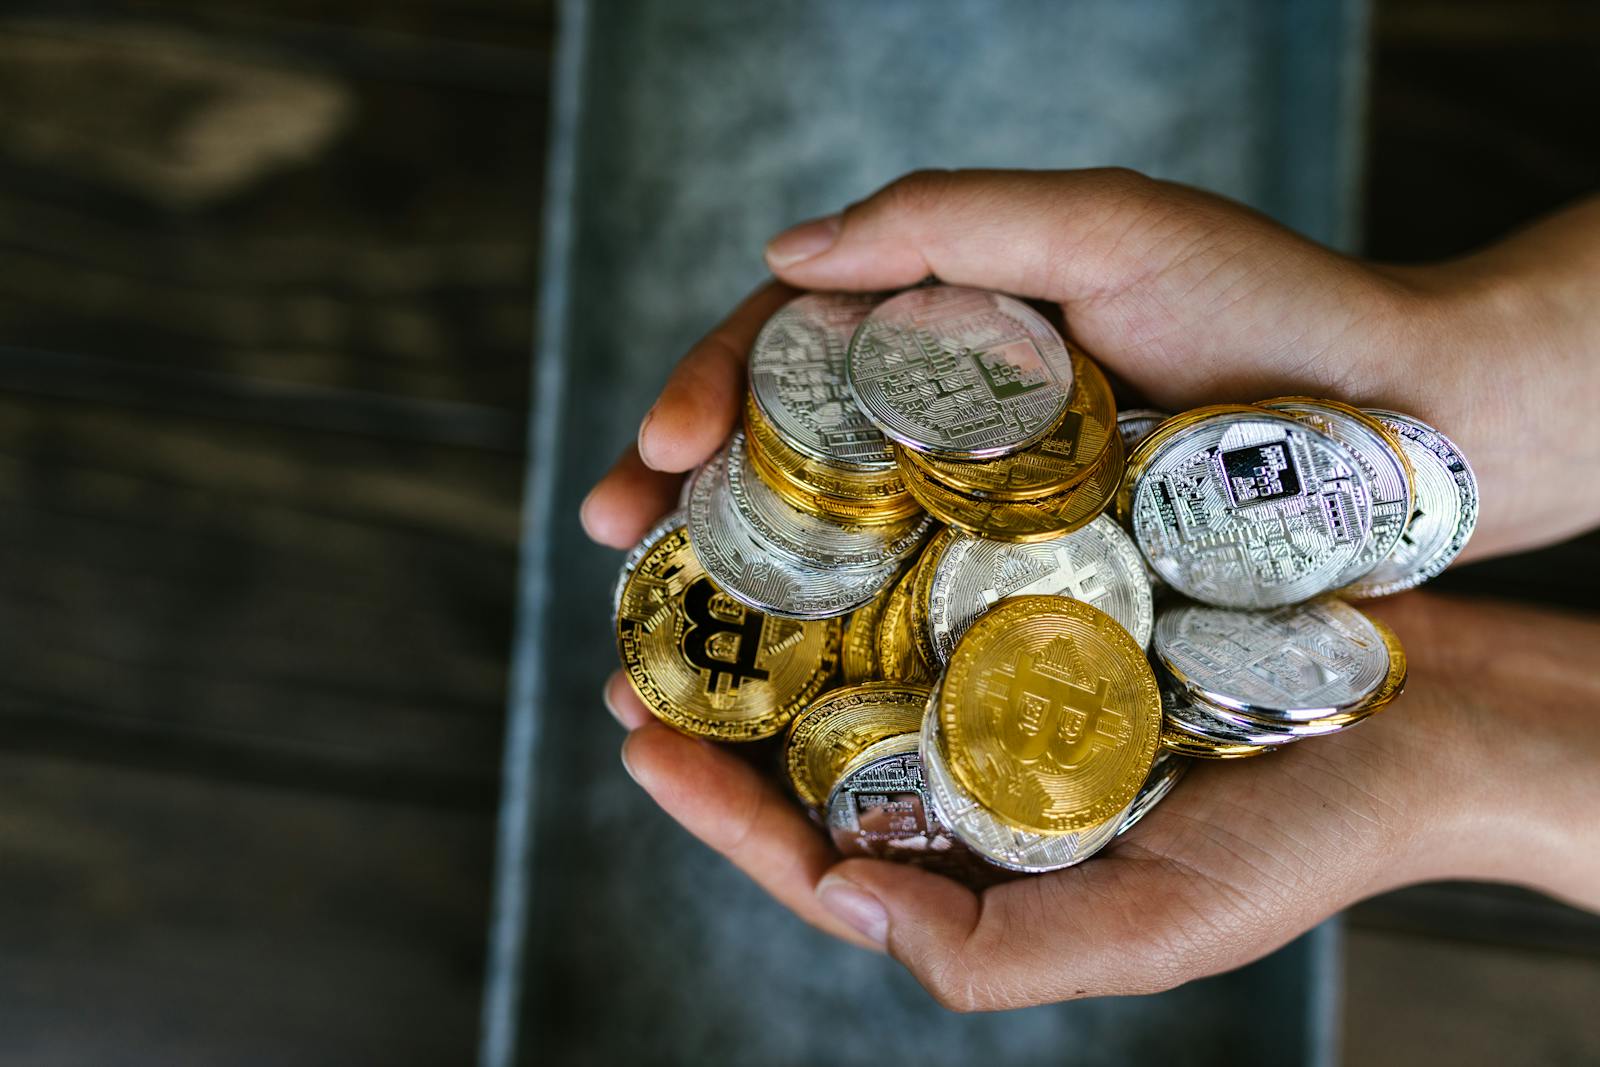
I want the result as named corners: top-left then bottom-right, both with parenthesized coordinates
top-left (1380, 597), bottom-right (1600, 909)
top-left (1372, 245), bottom-right (1600, 559)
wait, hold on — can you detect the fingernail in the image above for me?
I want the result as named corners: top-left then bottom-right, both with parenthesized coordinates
top-left (637, 405), bottom-right (661, 470)
top-left (817, 876), bottom-right (888, 948)
top-left (620, 736), bottom-right (642, 785)
top-left (602, 680), bottom-right (625, 727)
top-left (765, 214), bottom-right (841, 269)
top-left (578, 486), bottom-right (602, 540)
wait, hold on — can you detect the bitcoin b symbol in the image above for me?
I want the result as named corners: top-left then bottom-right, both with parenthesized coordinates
top-left (997, 642), bottom-right (1126, 767)
top-left (681, 578), bottom-right (769, 693)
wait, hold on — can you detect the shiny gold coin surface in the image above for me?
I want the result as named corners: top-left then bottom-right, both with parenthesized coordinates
top-left (744, 394), bottom-right (908, 503)
top-left (1159, 727), bottom-right (1269, 759)
top-left (902, 350), bottom-right (1116, 500)
top-left (841, 583), bottom-right (893, 684)
top-left (897, 430), bottom-right (1124, 543)
top-left (876, 564), bottom-right (933, 684)
top-left (616, 525), bottom-right (841, 740)
top-left (939, 595), bottom-right (1161, 833)
top-left (784, 681), bottom-right (930, 808)
top-left (747, 429), bottom-right (922, 526)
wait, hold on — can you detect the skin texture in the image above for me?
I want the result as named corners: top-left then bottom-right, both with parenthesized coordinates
top-left (582, 169), bottom-right (1600, 1010)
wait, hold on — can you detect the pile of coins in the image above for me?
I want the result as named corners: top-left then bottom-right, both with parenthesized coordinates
top-left (612, 284), bottom-right (1479, 878)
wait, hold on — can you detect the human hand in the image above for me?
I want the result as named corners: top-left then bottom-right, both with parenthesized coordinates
top-left (582, 168), bottom-right (1600, 562)
top-left (604, 592), bottom-right (1600, 1009)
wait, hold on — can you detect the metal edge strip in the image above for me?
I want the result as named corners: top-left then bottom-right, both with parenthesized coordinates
top-left (478, 1), bottom-right (591, 1064)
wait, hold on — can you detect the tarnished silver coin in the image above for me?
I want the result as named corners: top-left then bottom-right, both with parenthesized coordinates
top-left (725, 431), bottom-right (930, 571)
top-left (611, 508), bottom-right (685, 620)
top-left (1154, 599), bottom-right (1394, 722)
top-left (1116, 751), bottom-right (1188, 836)
top-left (1128, 408), bottom-right (1374, 608)
top-left (748, 292), bottom-right (895, 471)
top-left (1262, 399), bottom-right (1413, 587)
top-left (687, 447), bottom-right (898, 619)
top-left (846, 285), bottom-right (1075, 460)
top-left (918, 696), bottom-right (1127, 873)
top-left (927, 514), bottom-right (1154, 663)
top-left (1343, 410), bottom-right (1478, 598)
top-left (825, 733), bottom-right (967, 868)
top-left (1117, 408), bottom-right (1171, 454)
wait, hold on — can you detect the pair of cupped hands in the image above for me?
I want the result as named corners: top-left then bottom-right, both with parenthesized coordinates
top-left (581, 169), bottom-right (1600, 1011)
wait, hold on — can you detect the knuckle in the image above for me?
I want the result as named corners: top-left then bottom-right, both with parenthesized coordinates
top-left (871, 168), bottom-right (959, 219)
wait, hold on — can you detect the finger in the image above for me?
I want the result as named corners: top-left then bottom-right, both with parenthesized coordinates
top-left (620, 722), bottom-right (880, 950)
top-left (764, 168), bottom-right (1274, 303)
top-left (580, 443), bottom-right (683, 549)
top-left (637, 281), bottom-right (795, 473)
top-left (819, 847), bottom-right (1310, 1012)
top-left (603, 670), bottom-right (654, 730)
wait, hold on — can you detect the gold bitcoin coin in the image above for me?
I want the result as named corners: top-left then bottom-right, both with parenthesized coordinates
top-left (840, 583), bottom-right (893, 684)
top-left (938, 594), bottom-right (1161, 833)
top-left (1159, 727), bottom-right (1269, 759)
top-left (747, 426), bottom-right (923, 526)
top-left (744, 394), bottom-right (909, 503)
top-left (783, 682), bottom-right (930, 808)
top-left (902, 350), bottom-right (1116, 500)
top-left (876, 565), bottom-right (933, 684)
top-left (616, 525), bottom-right (841, 740)
top-left (897, 430), bottom-right (1124, 543)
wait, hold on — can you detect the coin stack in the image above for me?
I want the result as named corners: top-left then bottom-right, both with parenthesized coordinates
top-left (848, 286), bottom-right (1126, 543)
top-left (611, 283), bottom-right (1480, 882)
top-left (1120, 399), bottom-right (1478, 609)
top-left (683, 293), bottom-right (933, 625)
top-left (1152, 599), bottom-right (1408, 759)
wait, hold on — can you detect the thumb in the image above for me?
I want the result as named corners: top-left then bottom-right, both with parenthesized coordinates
top-left (763, 168), bottom-right (1270, 303)
top-left (816, 850), bottom-right (1305, 1012)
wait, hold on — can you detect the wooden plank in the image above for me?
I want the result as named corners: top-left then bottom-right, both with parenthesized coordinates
top-left (0, 750), bottom-right (491, 1065)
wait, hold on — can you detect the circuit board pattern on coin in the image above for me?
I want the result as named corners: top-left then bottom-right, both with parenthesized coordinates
top-left (1154, 599), bottom-right (1394, 720)
top-left (1128, 409), bottom-right (1374, 608)
top-left (749, 292), bottom-right (895, 470)
top-left (688, 447), bottom-right (900, 618)
top-left (826, 735), bottom-right (972, 875)
top-left (1343, 410), bottom-right (1478, 598)
top-left (847, 286), bottom-right (1074, 458)
top-left (784, 682), bottom-right (929, 809)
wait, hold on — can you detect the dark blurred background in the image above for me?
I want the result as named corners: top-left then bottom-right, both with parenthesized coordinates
top-left (0, 1), bottom-right (1596, 1064)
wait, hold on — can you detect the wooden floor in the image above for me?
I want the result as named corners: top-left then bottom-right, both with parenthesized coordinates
top-left (0, 4), bottom-right (548, 1062)
top-left (0, 2), bottom-right (1597, 1064)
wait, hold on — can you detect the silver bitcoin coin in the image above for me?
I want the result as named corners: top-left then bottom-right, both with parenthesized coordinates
top-left (927, 514), bottom-right (1154, 663)
top-left (1262, 399), bottom-right (1413, 587)
top-left (825, 733), bottom-right (966, 866)
top-left (846, 285), bottom-right (1075, 459)
top-left (1128, 408), bottom-right (1374, 608)
top-left (687, 446), bottom-right (898, 619)
top-left (748, 292), bottom-right (895, 471)
top-left (611, 509), bottom-right (685, 620)
top-left (1154, 599), bottom-right (1394, 722)
top-left (1117, 408), bottom-right (1171, 454)
top-left (1161, 686), bottom-right (1300, 747)
top-left (1116, 751), bottom-right (1188, 837)
top-left (1343, 410), bottom-right (1478, 598)
top-left (725, 431), bottom-right (930, 571)
top-left (918, 694), bottom-right (1127, 873)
